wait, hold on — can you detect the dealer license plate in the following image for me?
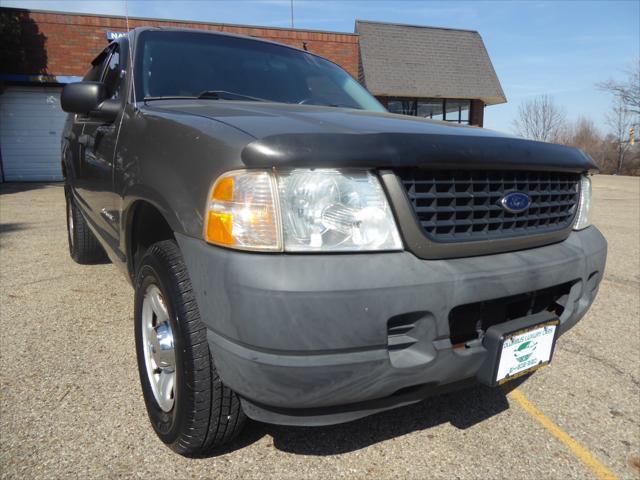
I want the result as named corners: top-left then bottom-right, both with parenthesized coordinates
top-left (496, 321), bottom-right (558, 384)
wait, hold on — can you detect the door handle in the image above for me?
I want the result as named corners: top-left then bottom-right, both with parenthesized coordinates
top-left (78, 134), bottom-right (94, 148)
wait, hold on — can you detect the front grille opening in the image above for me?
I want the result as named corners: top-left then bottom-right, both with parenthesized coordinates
top-left (397, 169), bottom-right (580, 243)
top-left (448, 281), bottom-right (577, 345)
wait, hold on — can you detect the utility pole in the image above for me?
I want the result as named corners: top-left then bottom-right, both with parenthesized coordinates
top-left (290, 0), bottom-right (294, 28)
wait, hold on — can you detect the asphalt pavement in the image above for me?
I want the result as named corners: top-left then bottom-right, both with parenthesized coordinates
top-left (1, 175), bottom-right (638, 479)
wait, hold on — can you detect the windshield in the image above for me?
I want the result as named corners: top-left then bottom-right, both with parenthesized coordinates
top-left (135, 30), bottom-right (385, 112)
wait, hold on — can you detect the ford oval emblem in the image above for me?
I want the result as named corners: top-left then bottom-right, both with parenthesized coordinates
top-left (500, 192), bottom-right (531, 214)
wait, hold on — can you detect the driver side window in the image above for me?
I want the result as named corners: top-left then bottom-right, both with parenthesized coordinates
top-left (102, 47), bottom-right (124, 99)
top-left (83, 56), bottom-right (108, 82)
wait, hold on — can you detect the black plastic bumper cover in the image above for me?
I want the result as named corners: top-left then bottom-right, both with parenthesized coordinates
top-left (176, 226), bottom-right (607, 426)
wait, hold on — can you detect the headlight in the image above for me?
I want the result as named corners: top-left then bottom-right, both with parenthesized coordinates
top-left (573, 175), bottom-right (592, 230)
top-left (204, 169), bottom-right (403, 252)
top-left (278, 169), bottom-right (402, 251)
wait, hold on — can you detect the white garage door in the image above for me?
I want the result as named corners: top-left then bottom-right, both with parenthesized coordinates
top-left (0, 86), bottom-right (67, 181)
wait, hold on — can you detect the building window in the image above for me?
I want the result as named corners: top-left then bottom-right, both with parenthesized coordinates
top-left (387, 98), bottom-right (471, 124)
top-left (417, 100), bottom-right (444, 121)
top-left (444, 99), bottom-right (470, 124)
top-left (386, 98), bottom-right (416, 116)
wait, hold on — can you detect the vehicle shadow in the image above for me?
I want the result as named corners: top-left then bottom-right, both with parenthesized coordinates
top-left (0, 222), bottom-right (29, 235)
top-left (211, 380), bottom-right (525, 457)
top-left (0, 182), bottom-right (63, 195)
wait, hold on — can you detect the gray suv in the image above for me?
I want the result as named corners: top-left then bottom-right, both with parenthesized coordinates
top-left (60, 27), bottom-right (607, 456)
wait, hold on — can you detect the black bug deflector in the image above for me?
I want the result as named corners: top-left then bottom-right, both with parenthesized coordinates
top-left (241, 132), bottom-right (598, 172)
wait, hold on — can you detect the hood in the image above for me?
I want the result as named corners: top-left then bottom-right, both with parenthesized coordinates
top-left (147, 100), bottom-right (597, 172)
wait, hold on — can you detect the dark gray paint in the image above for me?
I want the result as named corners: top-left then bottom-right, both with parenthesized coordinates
top-left (65, 95), bottom-right (597, 276)
top-left (60, 27), bottom-right (608, 426)
top-left (62, 28), bottom-right (597, 278)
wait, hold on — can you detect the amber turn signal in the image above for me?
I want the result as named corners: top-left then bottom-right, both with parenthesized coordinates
top-left (203, 170), bottom-right (281, 251)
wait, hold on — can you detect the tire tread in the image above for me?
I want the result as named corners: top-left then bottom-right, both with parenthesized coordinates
top-left (136, 240), bottom-right (245, 456)
top-left (66, 190), bottom-right (108, 264)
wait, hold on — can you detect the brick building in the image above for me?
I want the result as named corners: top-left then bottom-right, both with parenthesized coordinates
top-left (0, 8), bottom-right (505, 181)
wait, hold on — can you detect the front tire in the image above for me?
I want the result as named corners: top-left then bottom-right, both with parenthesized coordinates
top-left (134, 240), bottom-right (246, 456)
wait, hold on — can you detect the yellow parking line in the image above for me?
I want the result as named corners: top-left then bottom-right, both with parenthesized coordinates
top-left (509, 388), bottom-right (618, 480)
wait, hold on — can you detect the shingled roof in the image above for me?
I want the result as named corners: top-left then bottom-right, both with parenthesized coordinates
top-left (355, 20), bottom-right (506, 105)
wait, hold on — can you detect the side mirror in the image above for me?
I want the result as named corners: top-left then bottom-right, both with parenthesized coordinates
top-left (61, 81), bottom-right (119, 122)
top-left (61, 81), bottom-right (106, 114)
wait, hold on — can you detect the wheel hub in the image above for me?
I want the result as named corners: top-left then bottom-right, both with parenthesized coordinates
top-left (141, 284), bottom-right (176, 412)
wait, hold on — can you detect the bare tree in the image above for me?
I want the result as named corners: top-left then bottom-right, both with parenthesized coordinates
top-left (512, 95), bottom-right (567, 142)
top-left (553, 116), bottom-right (613, 171)
top-left (572, 118), bottom-right (602, 150)
top-left (606, 99), bottom-right (633, 174)
top-left (568, 117), bottom-right (607, 161)
top-left (597, 61), bottom-right (640, 115)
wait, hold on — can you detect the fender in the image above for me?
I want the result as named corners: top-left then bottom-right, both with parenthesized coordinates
top-left (121, 183), bottom-right (189, 280)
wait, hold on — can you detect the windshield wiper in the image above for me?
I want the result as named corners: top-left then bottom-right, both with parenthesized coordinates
top-left (329, 104), bottom-right (363, 110)
top-left (197, 90), bottom-right (268, 102)
top-left (144, 96), bottom-right (198, 101)
top-left (143, 91), bottom-right (269, 102)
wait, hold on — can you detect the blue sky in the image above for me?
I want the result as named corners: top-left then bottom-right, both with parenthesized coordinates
top-left (4, 0), bottom-right (639, 133)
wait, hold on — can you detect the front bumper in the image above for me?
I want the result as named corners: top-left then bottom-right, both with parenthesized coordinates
top-left (176, 226), bottom-right (607, 426)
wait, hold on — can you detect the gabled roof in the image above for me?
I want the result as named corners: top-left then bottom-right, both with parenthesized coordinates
top-left (355, 20), bottom-right (506, 105)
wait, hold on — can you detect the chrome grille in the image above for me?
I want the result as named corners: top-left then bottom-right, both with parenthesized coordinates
top-left (397, 169), bottom-right (580, 242)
